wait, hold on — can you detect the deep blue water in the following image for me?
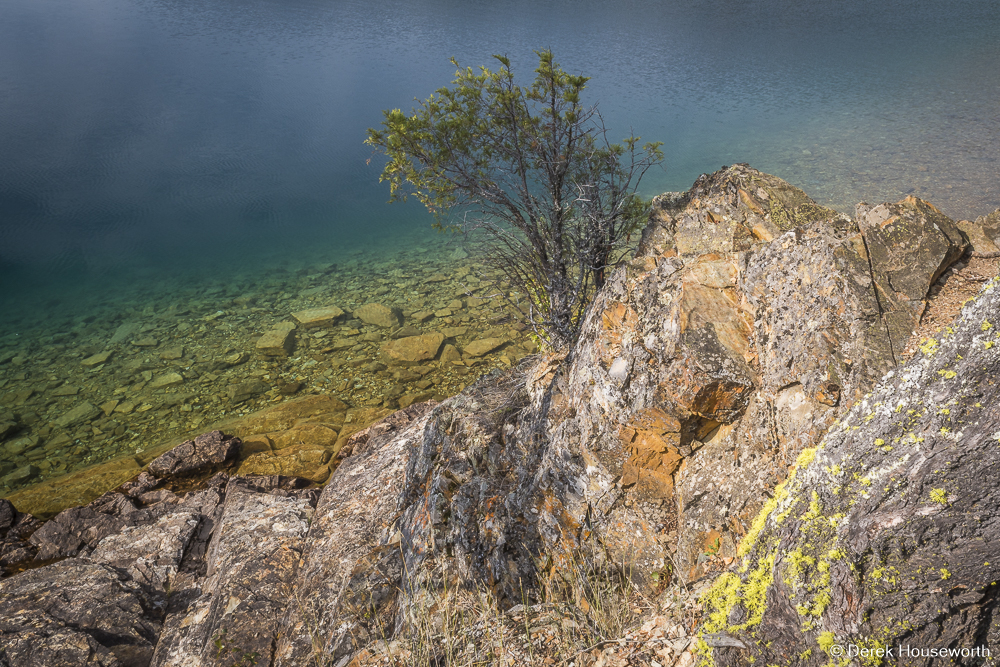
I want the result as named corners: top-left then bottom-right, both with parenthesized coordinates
top-left (2, 0), bottom-right (1000, 329)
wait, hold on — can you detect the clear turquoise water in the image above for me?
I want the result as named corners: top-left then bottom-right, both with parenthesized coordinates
top-left (2, 0), bottom-right (1000, 332)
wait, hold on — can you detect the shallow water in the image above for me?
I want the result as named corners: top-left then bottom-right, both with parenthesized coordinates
top-left (2, 0), bottom-right (1000, 491)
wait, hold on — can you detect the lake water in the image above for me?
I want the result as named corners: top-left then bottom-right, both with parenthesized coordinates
top-left (1, 0), bottom-right (999, 495)
top-left (2, 0), bottom-right (1000, 320)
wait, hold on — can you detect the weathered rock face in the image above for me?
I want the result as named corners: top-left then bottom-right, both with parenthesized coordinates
top-left (0, 470), bottom-right (317, 667)
top-left (273, 401), bottom-right (436, 665)
top-left (698, 268), bottom-right (1000, 667)
top-left (557, 164), bottom-right (966, 579)
top-left (0, 560), bottom-right (163, 667)
top-left (152, 477), bottom-right (317, 667)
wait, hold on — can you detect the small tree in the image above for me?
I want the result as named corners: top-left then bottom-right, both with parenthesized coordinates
top-left (366, 50), bottom-right (663, 350)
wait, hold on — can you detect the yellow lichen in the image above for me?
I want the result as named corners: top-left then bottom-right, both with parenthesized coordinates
top-left (796, 448), bottom-right (817, 468)
top-left (739, 481), bottom-right (789, 556)
top-left (918, 338), bottom-right (938, 355)
top-left (929, 488), bottom-right (948, 505)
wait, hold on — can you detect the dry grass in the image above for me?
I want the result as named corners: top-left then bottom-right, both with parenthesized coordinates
top-left (334, 547), bottom-right (707, 667)
top-left (900, 253), bottom-right (1000, 360)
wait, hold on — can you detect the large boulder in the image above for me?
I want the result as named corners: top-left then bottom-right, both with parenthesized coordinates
top-left (696, 260), bottom-right (1000, 666)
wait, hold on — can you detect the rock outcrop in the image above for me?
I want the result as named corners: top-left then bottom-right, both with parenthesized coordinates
top-left (698, 268), bottom-right (1000, 666)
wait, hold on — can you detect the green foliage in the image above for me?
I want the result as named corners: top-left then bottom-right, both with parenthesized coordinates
top-left (367, 50), bottom-right (663, 349)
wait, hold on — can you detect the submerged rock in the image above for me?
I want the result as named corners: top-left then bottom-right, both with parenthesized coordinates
top-left (354, 302), bottom-right (402, 329)
top-left (381, 332), bottom-right (445, 365)
top-left (255, 327), bottom-right (296, 357)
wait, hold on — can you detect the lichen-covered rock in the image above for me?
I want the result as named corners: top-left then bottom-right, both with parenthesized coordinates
top-left (553, 164), bottom-right (968, 580)
top-left (147, 430), bottom-right (241, 478)
top-left (696, 274), bottom-right (1000, 666)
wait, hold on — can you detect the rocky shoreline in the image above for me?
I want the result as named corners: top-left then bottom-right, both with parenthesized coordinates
top-left (3, 165), bottom-right (1000, 666)
top-left (0, 240), bottom-right (538, 513)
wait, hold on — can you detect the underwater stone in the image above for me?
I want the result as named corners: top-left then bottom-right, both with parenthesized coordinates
top-left (354, 303), bottom-right (402, 329)
top-left (54, 401), bottom-right (101, 428)
top-left (148, 372), bottom-right (184, 389)
top-left (292, 305), bottom-right (345, 328)
top-left (256, 328), bottom-right (295, 356)
top-left (80, 350), bottom-right (113, 367)
top-left (381, 332), bottom-right (445, 365)
top-left (463, 337), bottom-right (504, 358)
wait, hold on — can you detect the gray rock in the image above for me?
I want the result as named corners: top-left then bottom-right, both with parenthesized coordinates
top-left (274, 403), bottom-right (436, 665)
top-left (147, 431), bottom-right (242, 478)
top-left (152, 483), bottom-right (315, 667)
top-left (28, 502), bottom-right (133, 561)
top-left (90, 509), bottom-right (201, 592)
top-left (0, 559), bottom-right (161, 667)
